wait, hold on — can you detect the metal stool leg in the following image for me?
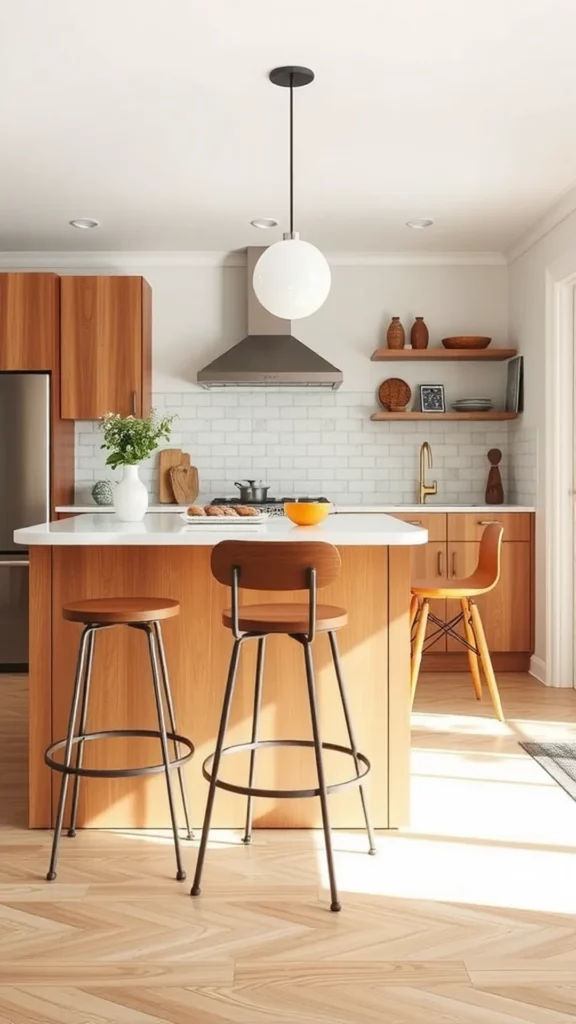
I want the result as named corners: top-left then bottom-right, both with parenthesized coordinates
top-left (328, 631), bottom-right (377, 856)
top-left (242, 637), bottom-right (266, 845)
top-left (191, 639), bottom-right (242, 897)
top-left (67, 628), bottom-right (96, 838)
top-left (145, 626), bottom-right (187, 881)
top-left (153, 621), bottom-right (193, 841)
top-left (303, 641), bottom-right (341, 913)
top-left (46, 627), bottom-right (93, 881)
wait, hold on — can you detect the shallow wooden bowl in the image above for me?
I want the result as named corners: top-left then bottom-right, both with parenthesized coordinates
top-left (442, 336), bottom-right (492, 349)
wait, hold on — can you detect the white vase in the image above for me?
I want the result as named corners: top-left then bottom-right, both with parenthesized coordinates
top-left (113, 465), bottom-right (148, 522)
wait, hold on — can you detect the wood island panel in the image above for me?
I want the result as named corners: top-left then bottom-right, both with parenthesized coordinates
top-left (29, 544), bottom-right (412, 831)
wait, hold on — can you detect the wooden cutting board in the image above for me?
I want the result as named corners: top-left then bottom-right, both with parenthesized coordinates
top-left (158, 449), bottom-right (190, 502)
top-left (170, 465), bottom-right (199, 505)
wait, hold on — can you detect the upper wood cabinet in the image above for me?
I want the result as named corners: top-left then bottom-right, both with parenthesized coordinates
top-left (0, 273), bottom-right (59, 370)
top-left (60, 276), bottom-right (152, 420)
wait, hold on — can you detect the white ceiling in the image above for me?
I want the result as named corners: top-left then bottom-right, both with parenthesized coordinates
top-left (1, 0), bottom-right (576, 254)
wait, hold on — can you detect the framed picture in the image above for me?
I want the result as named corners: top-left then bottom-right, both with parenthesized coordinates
top-left (505, 355), bottom-right (524, 413)
top-left (419, 384), bottom-right (445, 413)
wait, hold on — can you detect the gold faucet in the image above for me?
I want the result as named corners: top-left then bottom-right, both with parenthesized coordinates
top-left (419, 441), bottom-right (437, 504)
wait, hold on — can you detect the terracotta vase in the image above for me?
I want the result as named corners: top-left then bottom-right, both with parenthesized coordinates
top-left (387, 317), bottom-right (405, 350)
top-left (410, 317), bottom-right (429, 350)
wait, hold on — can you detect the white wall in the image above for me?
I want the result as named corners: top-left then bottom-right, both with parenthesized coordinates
top-left (1, 251), bottom-right (514, 505)
top-left (148, 261), bottom-right (509, 401)
top-left (59, 256), bottom-right (511, 503)
top-left (509, 210), bottom-right (576, 683)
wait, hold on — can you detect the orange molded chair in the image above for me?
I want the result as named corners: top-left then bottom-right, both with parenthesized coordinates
top-left (410, 523), bottom-right (505, 721)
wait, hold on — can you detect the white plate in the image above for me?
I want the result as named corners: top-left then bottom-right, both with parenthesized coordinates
top-left (179, 511), bottom-right (269, 525)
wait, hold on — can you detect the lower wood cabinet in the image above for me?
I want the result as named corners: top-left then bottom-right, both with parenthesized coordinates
top-left (392, 510), bottom-right (534, 666)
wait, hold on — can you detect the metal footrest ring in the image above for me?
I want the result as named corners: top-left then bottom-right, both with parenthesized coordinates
top-left (45, 729), bottom-right (194, 779)
top-left (202, 738), bottom-right (370, 799)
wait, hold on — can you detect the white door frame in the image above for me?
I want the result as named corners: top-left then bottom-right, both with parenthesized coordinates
top-left (545, 262), bottom-right (576, 687)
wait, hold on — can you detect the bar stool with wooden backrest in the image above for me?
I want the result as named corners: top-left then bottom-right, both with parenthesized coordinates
top-left (190, 540), bottom-right (376, 913)
top-left (410, 523), bottom-right (505, 721)
top-left (44, 598), bottom-right (195, 882)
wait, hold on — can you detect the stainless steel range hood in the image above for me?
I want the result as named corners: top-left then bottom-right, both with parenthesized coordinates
top-left (197, 247), bottom-right (342, 389)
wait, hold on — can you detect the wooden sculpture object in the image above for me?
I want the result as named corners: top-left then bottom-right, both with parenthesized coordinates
top-left (485, 448), bottom-right (504, 505)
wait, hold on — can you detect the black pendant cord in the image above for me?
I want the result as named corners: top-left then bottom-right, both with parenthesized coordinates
top-left (289, 72), bottom-right (294, 235)
top-left (268, 65), bottom-right (314, 237)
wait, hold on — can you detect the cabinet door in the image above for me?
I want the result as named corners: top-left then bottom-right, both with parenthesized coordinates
top-left (61, 277), bottom-right (145, 420)
top-left (447, 512), bottom-right (531, 543)
top-left (446, 542), bottom-right (532, 652)
top-left (0, 274), bottom-right (58, 370)
top-left (412, 541), bottom-right (448, 652)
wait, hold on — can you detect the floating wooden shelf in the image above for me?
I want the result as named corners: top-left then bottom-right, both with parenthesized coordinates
top-left (370, 411), bottom-right (519, 422)
top-left (371, 348), bottom-right (518, 362)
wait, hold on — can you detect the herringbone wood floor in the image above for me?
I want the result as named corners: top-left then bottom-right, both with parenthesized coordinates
top-left (1, 672), bottom-right (576, 1022)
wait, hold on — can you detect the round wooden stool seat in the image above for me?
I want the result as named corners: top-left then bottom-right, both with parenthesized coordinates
top-left (222, 602), bottom-right (348, 634)
top-left (411, 577), bottom-right (492, 600)
top-left (63, 597), bottom-right (180, 625)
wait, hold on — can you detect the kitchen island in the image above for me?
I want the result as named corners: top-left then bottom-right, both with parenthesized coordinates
top-left (16, 513), bottom-right (426, 831)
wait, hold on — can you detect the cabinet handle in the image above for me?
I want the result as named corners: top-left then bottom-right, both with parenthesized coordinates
top-left (131, 391), bottom-right (137, 415)
top-left (408, 519), bottom-right (422, 526)
top-left (452, 551), bottom-right (457, 576)
top-left (478, 520), bottom-right (499, 526)
top-left (0, 560), bottom-right (29, 567)
top-left (437, 550), bottom-right (444, 576)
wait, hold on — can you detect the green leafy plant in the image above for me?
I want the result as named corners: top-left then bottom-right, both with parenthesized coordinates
top-left (100, 410), bottom-right (174, 469)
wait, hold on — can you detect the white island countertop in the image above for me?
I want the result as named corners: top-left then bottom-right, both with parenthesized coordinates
top-left (15, 512), bottom-right (427, 547)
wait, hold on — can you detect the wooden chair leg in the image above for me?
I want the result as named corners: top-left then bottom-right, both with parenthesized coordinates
top-left (461, 598), bottom-right (482, 701)
top-left (411, 599), bottom-right (429, 708)
top-left (410, 594), bottom-right (419, 631)
top-left (469, 600), bottom-right (504, 722)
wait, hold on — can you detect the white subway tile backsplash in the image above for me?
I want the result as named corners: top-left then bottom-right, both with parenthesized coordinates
top-left (74, 391), bottom-right (518, 506)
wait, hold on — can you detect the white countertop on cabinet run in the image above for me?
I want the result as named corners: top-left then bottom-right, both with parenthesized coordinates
top-left (56, 503), bottom-right (536, 514)
top-left (15, 513), bottom-right (427, 547)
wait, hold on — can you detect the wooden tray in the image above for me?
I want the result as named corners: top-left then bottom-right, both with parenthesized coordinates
top-left (378, 377), bottom-right (412, 411)
top-left (442, 336), bottom-right (491, 349)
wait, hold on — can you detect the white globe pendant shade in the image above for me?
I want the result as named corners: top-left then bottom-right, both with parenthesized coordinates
top-left (253, 237), bottom-right (331, 320)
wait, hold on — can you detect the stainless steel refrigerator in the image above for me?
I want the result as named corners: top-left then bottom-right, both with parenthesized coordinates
top-left (0, 373), bottom-right (50, 670)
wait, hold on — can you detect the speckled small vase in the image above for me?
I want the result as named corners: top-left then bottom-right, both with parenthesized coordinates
top-left (92, 480), bottom-right (115, 506)
top-left (387, 317), bottom-right (405, 350)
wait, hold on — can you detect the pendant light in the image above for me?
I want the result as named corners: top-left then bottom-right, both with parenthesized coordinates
top-left (253, 66), bottom-right (331, 321)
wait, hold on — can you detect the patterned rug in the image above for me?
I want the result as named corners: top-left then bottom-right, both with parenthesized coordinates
top-left (520, 742), bottom-right (576, 802)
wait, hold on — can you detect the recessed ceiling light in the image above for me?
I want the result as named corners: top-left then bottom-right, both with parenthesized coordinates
top-left (250, 218), bottom-right (278, 229)
top-left (69, 218), bottom-right (100, 230)
top-left (406, 218), bottom-right (434, 229)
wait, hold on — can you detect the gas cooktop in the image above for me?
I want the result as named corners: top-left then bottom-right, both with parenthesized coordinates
top-left (211, 496), bottom-right (330, 506)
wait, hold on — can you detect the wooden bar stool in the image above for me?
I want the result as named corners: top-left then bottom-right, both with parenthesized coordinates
top-left (44, 598), bottom-right (194, 882)
top-left (190, 541), bottom-right (376, 913)
top-left (410, 524), bottom-right (505, 721)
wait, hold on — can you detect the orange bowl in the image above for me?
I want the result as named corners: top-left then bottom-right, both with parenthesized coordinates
top-left (284, 502), bottom-right (330, 526)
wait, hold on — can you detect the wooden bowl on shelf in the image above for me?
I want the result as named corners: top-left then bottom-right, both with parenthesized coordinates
top-left (378, 377), bottom-right (411, 412)
top-left (442, 336), bottom-right (491, 350)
